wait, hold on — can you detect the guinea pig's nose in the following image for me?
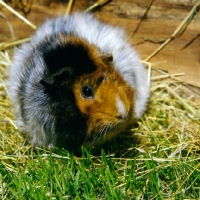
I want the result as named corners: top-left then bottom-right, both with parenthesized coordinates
top-left (116, 96), bottom-right (129, 120)
top-left (116, 112), bottom-right (128, 121)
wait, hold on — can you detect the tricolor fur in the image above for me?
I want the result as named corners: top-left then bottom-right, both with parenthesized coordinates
top-left (9, 13), bottom-right (150, 151)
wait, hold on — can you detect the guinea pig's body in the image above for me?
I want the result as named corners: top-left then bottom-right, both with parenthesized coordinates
top-left (9, 13), bottom-right (150, 151)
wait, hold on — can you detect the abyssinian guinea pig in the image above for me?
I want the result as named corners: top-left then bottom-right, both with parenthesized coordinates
top-left (9, 13), bottom-right (150, 151)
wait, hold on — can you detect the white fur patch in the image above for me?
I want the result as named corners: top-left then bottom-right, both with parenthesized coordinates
top-left (116, 96), bottom-right (127, 119)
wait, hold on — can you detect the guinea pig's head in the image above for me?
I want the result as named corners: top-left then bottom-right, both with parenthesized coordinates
top-left (72, 56), bottom-right (135, 144)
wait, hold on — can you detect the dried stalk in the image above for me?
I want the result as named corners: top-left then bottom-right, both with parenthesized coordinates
top-left (65, 0), bottom-right (74, 15)
top-left (165, 84), bottom-right (196, 114)
top-left (145, 0), bottom-right (200, 61)
top-left (151, 72), bottom-right (185, 81)
top-left (0, 0), bottom-right (37, 29)
top-left (0, 38), bottom-right (30, 51)
top-left (84, 0), bottom-right (110, 12)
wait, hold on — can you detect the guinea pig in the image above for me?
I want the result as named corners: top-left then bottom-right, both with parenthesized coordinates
top-left (9, 12), bottom-right (150, 151)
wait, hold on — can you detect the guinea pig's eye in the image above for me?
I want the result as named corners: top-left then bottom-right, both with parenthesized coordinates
top-left (81, 86), bottom-right (94, 99)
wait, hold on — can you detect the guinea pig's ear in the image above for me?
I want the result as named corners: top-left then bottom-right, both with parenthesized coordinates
top-left (40, 77), bottom-right (54, 88)
top-left (40, 67), bottom-right (73, 87)
top-left (100, 53), bottom-right (113, 63)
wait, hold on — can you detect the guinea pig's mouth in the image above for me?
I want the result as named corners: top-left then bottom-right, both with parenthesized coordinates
top-left (85, 109), bottom-right (133, 144)
top-left (88, 117), bottom-right (130, 141)
top-left (84, 120), bottom-right (130, 149)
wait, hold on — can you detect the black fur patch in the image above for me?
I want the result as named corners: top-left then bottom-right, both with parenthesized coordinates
top-left (39, 34), bottom-right (96, 79)
top-left (37, 34), bottom-right (98, 150)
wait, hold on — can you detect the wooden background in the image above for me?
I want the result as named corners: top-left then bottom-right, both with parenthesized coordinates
top-left (0, 0), bottom-right (200, 93)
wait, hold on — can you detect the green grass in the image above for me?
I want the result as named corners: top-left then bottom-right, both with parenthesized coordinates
top-left (1, 147), bottom-right (200, 199)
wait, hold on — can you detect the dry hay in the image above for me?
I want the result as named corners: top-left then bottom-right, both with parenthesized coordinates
top-left (0, 0), bottom-right (200, 172)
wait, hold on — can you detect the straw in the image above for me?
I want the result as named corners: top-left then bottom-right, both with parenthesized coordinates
top-left (65, 0), bottom-right (74, 15)
top-left (145, 0), bottom-right (200, 61)
top-left (84, 0), bottom-right (110, 12)
top-left (0, 0), bottom-right (37, 30)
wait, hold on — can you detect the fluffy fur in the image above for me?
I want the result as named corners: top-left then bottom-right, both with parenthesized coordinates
top-left (9, 12), bottom-right (150, 151)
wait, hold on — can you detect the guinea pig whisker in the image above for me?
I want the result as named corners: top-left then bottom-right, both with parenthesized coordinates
top-left (92, 123), bottom-right (108, 142)
top-left (100, 122), bottom-right (114, 140)
top-left (103, 126), bottom-right (110, 141)
top-left (96, 125), bottom-right (107, 139)
top-left (86, 126), bottom-right (106, 147)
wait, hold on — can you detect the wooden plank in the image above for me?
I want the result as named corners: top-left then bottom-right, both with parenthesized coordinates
top-left (0, 0), bottom-right (199, 91)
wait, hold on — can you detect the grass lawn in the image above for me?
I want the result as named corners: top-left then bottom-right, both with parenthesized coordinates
top-left (1, 49), bottom-right (200, 199)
